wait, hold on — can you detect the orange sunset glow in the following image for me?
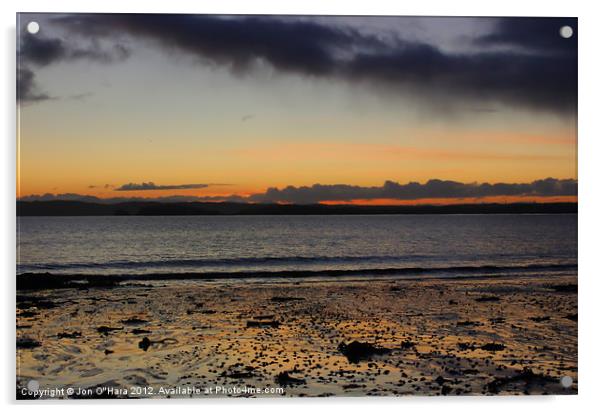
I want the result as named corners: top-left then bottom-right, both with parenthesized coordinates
top-left (17, 14), bottom-right (576, 206)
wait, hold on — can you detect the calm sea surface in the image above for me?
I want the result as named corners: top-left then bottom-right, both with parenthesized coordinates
top-left (17, 214), bottom-right (577, 278)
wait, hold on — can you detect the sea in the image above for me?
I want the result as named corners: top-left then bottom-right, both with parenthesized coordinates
top-left (17, 214), bottom-right (577, 280)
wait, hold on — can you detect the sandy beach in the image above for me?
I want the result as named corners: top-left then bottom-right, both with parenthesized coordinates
top-left (16, 273), bottom-right (577, 398)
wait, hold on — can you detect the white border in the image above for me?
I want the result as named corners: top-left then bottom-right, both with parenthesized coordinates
top-left (3, 1), bottom-right (601, 412)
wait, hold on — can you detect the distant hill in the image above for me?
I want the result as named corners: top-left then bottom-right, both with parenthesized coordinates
top-left (16, 200), bottom-right (577, 216)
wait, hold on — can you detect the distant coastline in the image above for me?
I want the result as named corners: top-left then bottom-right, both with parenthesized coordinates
top-left (16, 200), bottom-right (577, 216)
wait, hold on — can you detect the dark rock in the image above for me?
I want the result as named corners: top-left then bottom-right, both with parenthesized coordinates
top-left (223, 366), bottom-right (256, 379)
top-left (276, 371), bottom-right (306, 386)
top-left (529, 316), bottom-right (551, 322)
top-left (121, 317), bottom-right (148, 325)
top-left (57, 331), bottom-right (82, 339)
top-left (400, 340), bottom-right (416, 349)
top-left (481, 343), bottom-right (506, 352)
top-left (475, 296), bottom-right (500, 302)
top-left (565, 313), bottom-right (578, 322)
top-left (17, 295), bottom-right (56, 309)
top-left (457, 342), bottom-right (476, 351)
top-left (486, 368), bottom-right (557, 394)
top-left (549, 284), bottom-right (577, 293)
top-left (457, 320), bottom-right (481, 327)
top-left (435, 375), bottom-right (447, 386)
top-left (131, 328), bottom-right (151, 335)
top-left (138, 337), bottom-right (151, 351)
top-left (338, 340), bottom-right (390, 363)
top-left (17, 337), bottom-right (41, 349)
top-left (246, 320), bottom-right (280, 328)
top-left (253, 314), bottom-right (275, 320)
top-left (18, 311), bottom-right (38, 318)
top-left (270, 296), bottom-right (305, 303)
top-left (137, 336), bottom-right (177, 351)
top-left (17, 273), bottom-right (120, 291)
top-left (97, 326), bottom-right (123, 335)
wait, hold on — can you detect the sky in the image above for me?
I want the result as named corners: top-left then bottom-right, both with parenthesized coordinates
top-left (17, 14), bottom-right (577, 205)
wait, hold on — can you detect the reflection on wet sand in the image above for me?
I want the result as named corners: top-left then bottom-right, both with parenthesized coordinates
top-left (17, 275), bottom-right (577, 398)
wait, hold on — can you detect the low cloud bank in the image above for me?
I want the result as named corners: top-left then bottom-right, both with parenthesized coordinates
top-left (19, 178), bottom-right (577, 204)
top-left (115, 182), bottom-right (209, 191)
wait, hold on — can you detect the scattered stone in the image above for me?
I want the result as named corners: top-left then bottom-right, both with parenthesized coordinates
top-left (121, 317), bottom-right (148, 325)
top-left (17, 273), bottom-right (120, 291)
top-left (487, 368), bottom-right (557, 394)
top-left (97, 326), bottom-right (123, 336)
top-left (18, 311), bottom-right (38, 318)
top-left (138, 336), bottom-right (177, 351)
top-left (435, 375), bottom-right (447, 386)
top-left (139, 337), bottom-right (152, 351)
top-left (17, 337), bottom-right (41, 349)
top-left (270, 296), bottom-right (305, 303)
top-left (400, 340), bottom-right (416, 349)
top-left (457, 320), bottom-right (481, 327)
top-left (529, 316), bottom-right (551, 322)
top-left (338, 341), bottom-right (390, 363)
top-left (253, 314), bottom-right (275, 320)
top-left (481, 343), bottom-right (506, 352)
top-left (475, 296), bottom-right (500, 302)
top-left (17, 295), bottom-right (56, 310)
top-left (57, 331), bottom-right (82, 339)
top-left (276, 371), bottom-right (306, 386)
top-left (457, 342), bottom-right (476, 351)
top-left (549, 284), bottom-right (577, 293)
top-left (246, 320), bottom-right (280, 328)
top-left (223, 366), bottom-right (256, 379)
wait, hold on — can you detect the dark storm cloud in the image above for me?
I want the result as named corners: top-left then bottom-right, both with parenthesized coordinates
top-left (476, 17), bottom-right (577, 55)
top-left (247, 178), bottom-right (577, 204)
top-left (17, 30), bottom-right (130, 102)
top-left (115, 182), bottom-right (210, 191)
top-left (19, 30), bottom-right (131, 67)
top-left (17, 66), bottom-right (50, 102)
top-left (47, 14), bottom-right (577, 113)
top-left (53, 14), bottom-right (366, 76)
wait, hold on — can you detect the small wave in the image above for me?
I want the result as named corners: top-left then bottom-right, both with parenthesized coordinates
top-left (16, 253), bottom-right (574, 273)
top-left (17, 254), bottom-right (440, 271)
top-left (17, 262), bottom-right (577, 286)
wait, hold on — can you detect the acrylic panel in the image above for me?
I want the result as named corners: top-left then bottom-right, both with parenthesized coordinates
top-left (16, 13), bottom-right (577, 399)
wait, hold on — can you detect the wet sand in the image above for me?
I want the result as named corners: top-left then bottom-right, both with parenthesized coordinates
top-left (16, 274), bottom-right (577, 398)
